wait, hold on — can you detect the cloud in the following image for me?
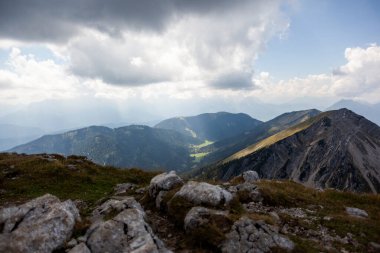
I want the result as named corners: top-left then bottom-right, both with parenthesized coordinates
top-left (252, 44), bottom-right (380, 103)
top-left (210, 71), bottom-right (255, 90)
top-left (47, 0), bottom-right (289, 87)
top-left (0, 47), bottom-right (83, 104)
top-left (0, 0), bottom-right (253, 42)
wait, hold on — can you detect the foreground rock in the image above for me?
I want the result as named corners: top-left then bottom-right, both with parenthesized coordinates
top-left (172, 181), bottom-right (232, 207)
top-left (86, 196), bottom-right (171, 253)
top-left (0, 194), bottom-right (80, 253)
top-left (149, 171), bottom-right (184, 198)
top-left (222, 217), bottom-right (294, 253)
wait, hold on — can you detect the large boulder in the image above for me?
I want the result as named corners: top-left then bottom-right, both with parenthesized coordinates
top-left (0, 194), bottom-right (80, 253)
top-left (148, 171), bottom-right (184, 198)
top-left (86, 196), bottom-right (171, 253)
top-left (242, 170), bottom-right (259, 183)
top-left (221, 217), bottom-right (294, 253)
top-left (172, 181), bottom-right (232, 207)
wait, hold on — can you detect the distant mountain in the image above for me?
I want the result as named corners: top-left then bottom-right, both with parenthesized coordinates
top-left (327, 99), bottom-right (380, 126)
top-left (198, 109), bottom-right (321, 166)
top-left (0, 124), bottom-right (45, 151)
top-left (9, 125), bottom-right (201, 171)
top-left (155, 112), bottom-right (262, 142)
top-left (195, 109), bottom-right (380, 193)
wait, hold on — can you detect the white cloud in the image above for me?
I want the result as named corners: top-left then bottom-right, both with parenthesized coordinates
top-left (56, 0), bottom-right (289, 87)
top-left (251, 44), bottom-right (380, 103)
top-left (0, 47), bottom-right (84, 104)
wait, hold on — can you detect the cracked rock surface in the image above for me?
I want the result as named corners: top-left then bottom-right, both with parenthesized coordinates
top-left (0, 194), bottom-right (80, 253)
top-left (86, 196), bottom-right (171, 253)
top-left (221, 216), bottom-right (294, 253)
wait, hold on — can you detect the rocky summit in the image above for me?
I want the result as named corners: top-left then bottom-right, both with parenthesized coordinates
top-left (1, 166), bottom-right (380, 253)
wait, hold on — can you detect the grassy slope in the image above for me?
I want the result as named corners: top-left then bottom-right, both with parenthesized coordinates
top-left (256, 180), bottom-right (380, 252)
top-left (222, 112), bottom-right (330, 164)
top-left (0, 153), bottom-right (158, 208)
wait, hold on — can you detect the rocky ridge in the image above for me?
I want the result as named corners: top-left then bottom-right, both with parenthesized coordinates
top-left (1, 170), bottom-right (379, 252)
top-left (198, 109), bottom-right (380, 193)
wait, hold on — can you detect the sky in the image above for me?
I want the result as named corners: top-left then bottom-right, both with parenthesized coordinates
top-left (0, 0), bottom-right (380, 125)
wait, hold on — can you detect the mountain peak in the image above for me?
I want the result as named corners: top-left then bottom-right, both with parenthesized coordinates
top-left (197, 109), bottom-right (380, 193)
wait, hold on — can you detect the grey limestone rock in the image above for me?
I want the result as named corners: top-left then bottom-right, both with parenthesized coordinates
top-left (173, 181), bottom-right (232, 207)
top-left (242, 170), bottom-right (259, 183)
top-left (0, 194), bottom-right (80, 253)
top-left (91, 196), bottom-right (144, 222)
top-left (345, 207), bottom-right (368, 218)
top-left (68, 243), bottom-right (91, 253)
top-left (221, 217), bottom-right (294, 253)
top-left (114, 183), bottom-right (136, 195)
top-left (86, 196), bottom-right (171, 253)
top-left (149, 171), bottom-right (184, 198)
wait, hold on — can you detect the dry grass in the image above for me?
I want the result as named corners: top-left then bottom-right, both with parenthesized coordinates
top-left (0, 152), bottom-right (158, 209)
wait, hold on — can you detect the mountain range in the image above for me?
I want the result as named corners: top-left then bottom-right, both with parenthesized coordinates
top-left (10, 125), bottom-right (200, 171)
top-left (7, 108), bottom-right (380, 193)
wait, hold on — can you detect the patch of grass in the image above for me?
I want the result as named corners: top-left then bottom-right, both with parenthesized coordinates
top-left (0, 153), bottom-right (158, 210)
top-left (257, 180), bottom-right (319, 207)
top-left (167, 195), bottom-right (195, 225)
top-left (256, 180), bottom-right (380, 251)
top-left (247, 213), bottom-right (276, 225)
top-left (222, 112), bottom-right (333, 163)
top-left (289, 236), bottom-right (322, 253)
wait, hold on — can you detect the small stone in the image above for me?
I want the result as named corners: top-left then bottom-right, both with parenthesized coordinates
top-left (269, 211), bottom-right (280, 223)
top-left (369, 242), bottom-right (380, 250)
top-left (114, 183), bottom-right (136, 195)
top-left (242, 170), bottom-right (259, 183)
top-left (66, 238), bottom-right (78, 248)
top-left (345, 207), bottom-right (368, 218)
top-left (77, 236), bottom-right (87, 243)
top-left (68, 243), bottom-right (91, 253)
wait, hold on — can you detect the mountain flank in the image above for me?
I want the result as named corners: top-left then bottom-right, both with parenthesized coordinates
top-left (9, 125), bottom-right (201, 171)
top-left (196, 109), bottom-right (380, 193)
top-left (198, 109), bottom-right (321, 166)
top-left (155, 111), bottom-right (262, 142)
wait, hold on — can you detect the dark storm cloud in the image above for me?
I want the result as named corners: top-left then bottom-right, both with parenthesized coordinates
top-left (0, 0), bottom-right (248, 42)
top-left (210, 71), bottom-right (256, 90)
